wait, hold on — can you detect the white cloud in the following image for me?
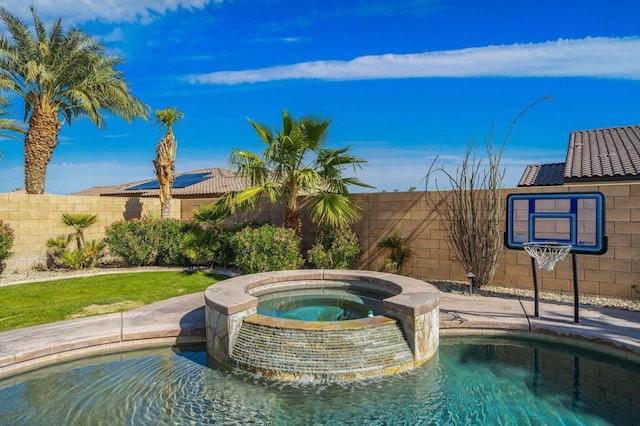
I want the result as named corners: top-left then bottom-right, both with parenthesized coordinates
top-left (97, 27), bottom-right (124, 42)
top-left (188, 37), bottom-right (640, 85)
top-left (1, 0), bottom-right (222, 24)
top-left (250, 36), bottom-right (309, 44)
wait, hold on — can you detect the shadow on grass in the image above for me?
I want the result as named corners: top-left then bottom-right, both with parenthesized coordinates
top-left (179, 267), bottom-right (235, 281)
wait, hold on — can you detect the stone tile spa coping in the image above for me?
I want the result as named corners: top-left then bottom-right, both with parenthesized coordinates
top-left (203, 269), bottom-right (441, 317)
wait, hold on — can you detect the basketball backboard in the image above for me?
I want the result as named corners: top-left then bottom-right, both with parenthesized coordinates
top-left (505, 191), bottom-right (607, 255)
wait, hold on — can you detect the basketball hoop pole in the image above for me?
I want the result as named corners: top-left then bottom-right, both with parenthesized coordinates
top-left (522, 242), bottom-right (578, 322)
top-left (530, 257), bottom-right (539, 317)
top-left (528, 250), bottom-right (581, 323)
top-left (572, 253), bottom-right (579, 323)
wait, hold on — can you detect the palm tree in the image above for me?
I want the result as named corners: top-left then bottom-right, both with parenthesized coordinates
top-left (152, 107), bottom-right (183, 219)
top-left (223, 109), bottom-right (373, 237)
top-left (377, 229), bottom-right (412, 274)
top-left (0, 6), bottom-right (149, 194)
top-left (60, 212), bottom-right (98, 250)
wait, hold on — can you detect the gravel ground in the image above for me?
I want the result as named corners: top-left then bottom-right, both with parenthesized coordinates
top-left (431, 280), bottom-right (640, 312)
top-left (1, 267), bottom-right (638, 312)
top-left (0, 266), bottom-right (204, 287)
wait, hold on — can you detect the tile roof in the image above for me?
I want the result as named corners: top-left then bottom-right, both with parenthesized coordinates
top-left (565, 125), bottom-right (640, 182)
top-left (517, 163), bottom-right (566, 187)
top-left (518, 124), bottom-right (640, 187)
top-left (72, 168), bottom-right (249, 197)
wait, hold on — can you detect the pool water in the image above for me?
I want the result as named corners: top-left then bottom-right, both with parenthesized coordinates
top-left (257, 289), bottom-right (380, 321)
top-left (1, 338), bottom-right (638, 425)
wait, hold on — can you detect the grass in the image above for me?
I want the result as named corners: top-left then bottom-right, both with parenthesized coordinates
top-left (0, 271), bottom-right (226, 332)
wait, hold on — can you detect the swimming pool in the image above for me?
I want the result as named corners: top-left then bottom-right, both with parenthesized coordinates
top-left (1, 337), bottom-right (638, 425)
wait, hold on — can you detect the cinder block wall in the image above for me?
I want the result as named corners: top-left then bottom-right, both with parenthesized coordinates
top-left (0, 194), bottom-right (180, 273)
top-left (209, 183), bottom-right (639, 299)
top-left (2, 183), bottom-right (638, 299)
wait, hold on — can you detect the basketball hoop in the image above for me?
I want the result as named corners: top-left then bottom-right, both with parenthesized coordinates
top-left (522, 242), bottom-right (572, 271)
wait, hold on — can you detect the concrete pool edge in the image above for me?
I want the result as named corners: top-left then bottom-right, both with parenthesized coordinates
top-left (1, 287), bottom-right (639, 379)
top-left (0, 292), bottom-right (206, 379)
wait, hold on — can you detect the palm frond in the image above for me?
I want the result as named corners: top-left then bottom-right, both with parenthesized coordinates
top-left (155, 107), bottom-right (183, 130)
top-left (233, 150), bottom-right (272, 183)
top-left (193, 202), bottom-right (231, 227)
top-left (233, 109), bottom-right (371, 233)
top-left (248, 117), bottom-right (273, 145)
top-left (0, 6), bottom-right (150, 127)
top-left (0, 95), bottom-right (24, 139)
top-left (60, 212), bottom-right (98, 231)
top-left (308, 192), bottom-right (362, 228)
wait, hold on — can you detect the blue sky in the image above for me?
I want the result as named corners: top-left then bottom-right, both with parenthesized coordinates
top-left (1, 0), bottom-right (639, 194)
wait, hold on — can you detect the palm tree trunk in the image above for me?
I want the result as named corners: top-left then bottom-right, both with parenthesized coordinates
top-left (284, 207), bottom-right (301, 237)
top-left (153, 131), bottom-right (176, 219)
top-left (283, 179), bottom-right (302, 236)
top-left (24, 104), bottom-right (60, 194)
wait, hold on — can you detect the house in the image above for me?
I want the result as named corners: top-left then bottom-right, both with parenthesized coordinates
top-left (518, 125), bottom-right (640, 186)
top-left (72, 168), bottom-right (249, 198)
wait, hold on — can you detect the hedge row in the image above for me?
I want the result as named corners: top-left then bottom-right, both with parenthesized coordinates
top-left (104, 219), bottom-right (362, 274)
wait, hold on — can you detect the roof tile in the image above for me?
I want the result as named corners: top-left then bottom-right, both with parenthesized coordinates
top-left (72, 168), bottom-right (249, 197)
top-left (518, 163), bottom-right (565, 187)
top-left (519, 124), bottom-right (640, 187)
top-left (565, 125), bottom-right (640, 181)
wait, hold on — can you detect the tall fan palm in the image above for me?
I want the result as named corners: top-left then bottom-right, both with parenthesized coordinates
top-left (0, 6), bottom-right (149, 194)
top-left (153, 107), bottom-right (183, 219)
top-left (223, 109), bottom-right (373, 237)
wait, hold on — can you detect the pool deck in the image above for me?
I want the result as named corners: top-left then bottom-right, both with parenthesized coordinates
top-left (1, 289), bottom-right (639, 378)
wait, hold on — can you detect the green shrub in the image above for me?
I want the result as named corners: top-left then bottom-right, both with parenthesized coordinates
top-left (181, 202), bottom-right (237, 268)
top-left (45, 235), bottom-right (107, 270)
top-left (377, 229), bottom-right (412, 274)
top-left (45, 234), bottom-right (73, 269)
top-left (0, 219), bottom-right (15, 275)
top-left (182, 223), bottom-right (226, 267)
top-left (105, 219), bottom-right (190, 266)
top-left (82, 240), bottom-right (108, 268)
top-left (54, 240), bottom-right (107, 270)
top-left (307, 226), bottom-right (362, 269)
top-left (230, 224), bottom-right (303, 273)
top-left (58, 248), bottom-right (86, 270)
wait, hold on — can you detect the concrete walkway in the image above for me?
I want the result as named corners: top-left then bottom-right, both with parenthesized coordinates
top-left (1, 290), bottom-right (639, 378)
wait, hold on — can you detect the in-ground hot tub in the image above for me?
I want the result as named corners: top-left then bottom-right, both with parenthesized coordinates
top-left (257, 286), bottom-right (386, 321)
top-left (204, 270), bottom-right (440, 382)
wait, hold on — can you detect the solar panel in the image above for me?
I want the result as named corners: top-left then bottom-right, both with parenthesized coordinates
top-left (126, 180), bottom-right (160, 191)
top-left (173, 172), bottom-right (210, 188)
top-left (126, 172), bottom-right (210, 191)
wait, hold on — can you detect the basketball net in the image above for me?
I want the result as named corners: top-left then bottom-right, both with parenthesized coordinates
top-left (522, 242), bottom-right (572, 271)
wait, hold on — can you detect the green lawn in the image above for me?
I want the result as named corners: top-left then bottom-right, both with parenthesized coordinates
top-left (0, 271), bottom-right (225, 332)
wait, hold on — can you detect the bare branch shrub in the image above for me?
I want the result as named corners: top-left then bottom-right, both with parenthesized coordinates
top-left (424, 97), bottom-right (550, 287)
